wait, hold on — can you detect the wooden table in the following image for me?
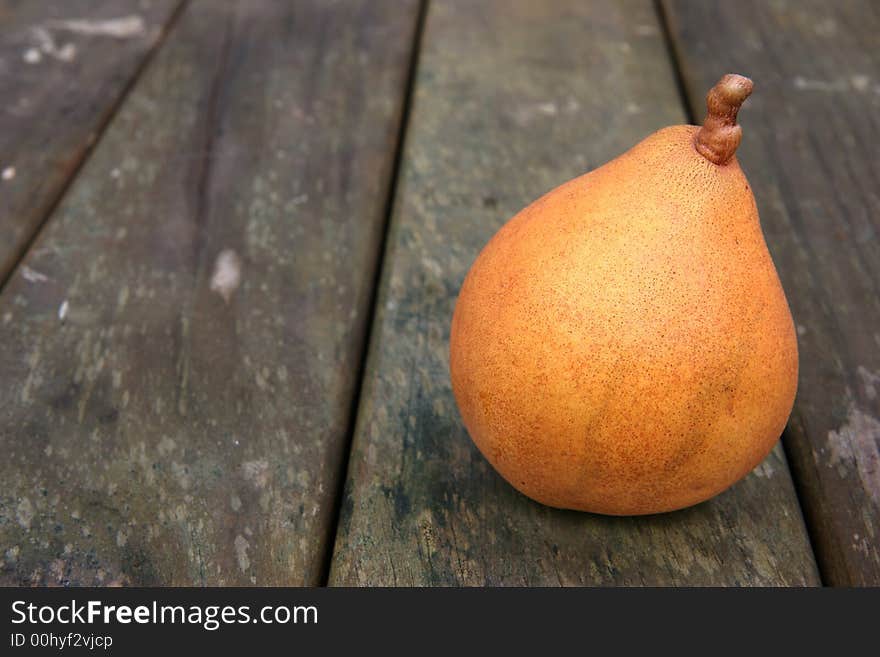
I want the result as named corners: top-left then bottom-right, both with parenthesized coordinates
top-left (1, 0), bottom-right (876, 586)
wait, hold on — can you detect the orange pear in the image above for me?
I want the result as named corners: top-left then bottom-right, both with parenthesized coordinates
top-left (449, 75), bottom-right (798, 515)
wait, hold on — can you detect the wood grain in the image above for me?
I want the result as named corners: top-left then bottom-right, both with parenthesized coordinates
top-left (328, 0), bottom-right (820, 586)
top-left (0, 0), bottom-right (183, 285)
top-left (664, 0), bottom-right (880, 586)
top-left (0, 0), bottom-right (420, 585)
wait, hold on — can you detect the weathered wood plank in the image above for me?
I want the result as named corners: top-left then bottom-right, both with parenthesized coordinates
top-left (0, 0), bottom-right (183, 284)
top-left (0, 0), bottom-right (420, 585)
top-left (329, 0), bottom-right (820, 586)
top-left (664, 0), bottom-right (880, 586)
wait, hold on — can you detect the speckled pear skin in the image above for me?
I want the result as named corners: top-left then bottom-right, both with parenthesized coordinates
top-left (449, 76), bottom-right (798, 515)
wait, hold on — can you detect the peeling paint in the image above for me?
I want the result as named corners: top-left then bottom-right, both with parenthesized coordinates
top-left (857, 366), bottom-right (879, 401)
top-left (16, 498), bottom-right (34, 529)
top-left (241, 460), bottom-right (269, 488)
top-left (31, 27), bottom-right (77, 62)
top-left (827, 403), bottom-right (880, 506)
top-left (234, 535), bottom-right (250, 572)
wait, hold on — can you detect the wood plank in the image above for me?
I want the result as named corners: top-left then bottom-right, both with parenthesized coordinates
top-left (0, 0), bottom-right (420, 585)
top-left (329, 0), bottom-right (820, 586)
top-left (663, 0), bottom-right (880, 586)
top-left (0, 0), bottom-right (183, 284)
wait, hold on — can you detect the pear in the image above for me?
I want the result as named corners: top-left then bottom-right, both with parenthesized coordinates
top-left (449, 75), bottom-right (798, 515)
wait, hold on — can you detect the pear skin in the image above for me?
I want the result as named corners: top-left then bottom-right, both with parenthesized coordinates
top-left (449, 75), bottom-right (798, 515)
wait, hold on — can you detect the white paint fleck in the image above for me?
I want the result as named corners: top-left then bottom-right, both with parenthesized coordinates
top-left (47, 15), bottom-right (146, 39)
top-left (23, 48), bottom-right (42, 63)
top-left (56, 43), bottom-right (77, 61)
top-left (625, 102), bottom-right (642, 115)
top-left (792, 76), bottom-right (848, 92)
top-left (234, 535), bottom-right (250, 572)
top-left (5, 546), bottom-right (20, 564)
top-left (48, 559), bottom-right (65, 581)
top-left (171, 462), bottom-right (191, 489)
top-left (231, 495), bottom-right (242, 511)
top-left (158, 435), bottom-right (176, 456)
top-left (851, 75), bottom-right (870, 92)
top-left (422, 257), bottom-right (443, 277)
top-left (753, 459), bottom-right (776, 478)
top-left (58, 299), bottom-right (69, 321)
top-left (511, 102), bottom-right (565, 126)
top-left (242, 459), bottom-right (269, 488)
top-left (255, 366), bottom-right (272, 390)
top-left (210, 249), bottom-right (242, 303)
top-left (1, 166), bottom-right (15, 181)
top-left (827, 403), bottom-right (880, 505)
top-left (110, 167), bottom-right (121, 179)
top-left (31, 27), bottom-right (77, 62)
top-left (16, 498), bottom-right (34, 529)
top-left (116, 529), bottom-right (127, 547)
top-left (797, 324), bottom-right (807, 336)
top-left (21, 266), bottom-right (49, 283)
top-left (858, 366), bottom-right (879, 401)
top-left (117, 285), bottom-right (129, 310)
top-left (813, 18), bottom-right (837, 37)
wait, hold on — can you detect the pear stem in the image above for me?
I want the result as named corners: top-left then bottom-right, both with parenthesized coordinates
top-left (694, 74), bottom-right (753, 165)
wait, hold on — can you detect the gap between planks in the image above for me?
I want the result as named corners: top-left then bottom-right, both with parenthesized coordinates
top-left (317, 0), bottom-right (431, 586)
